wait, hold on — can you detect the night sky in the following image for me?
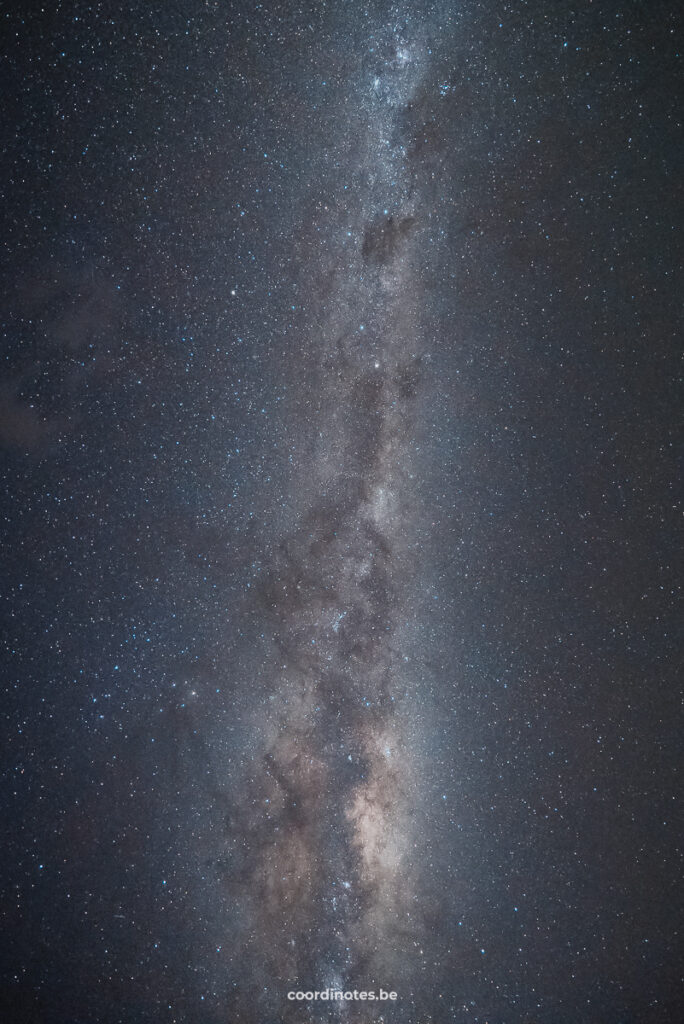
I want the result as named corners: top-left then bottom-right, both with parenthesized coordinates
top-left (1, 2), bottom-right (682, 1023)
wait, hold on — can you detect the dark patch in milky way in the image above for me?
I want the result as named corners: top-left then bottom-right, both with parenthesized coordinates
top-left (362, 214), bottom-right (417, 267)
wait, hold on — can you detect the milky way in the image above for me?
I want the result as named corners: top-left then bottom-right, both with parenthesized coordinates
top-left (217, 19), bottom-right (436, 1017)
top-left (2, 2), bottom-right (682, 1023)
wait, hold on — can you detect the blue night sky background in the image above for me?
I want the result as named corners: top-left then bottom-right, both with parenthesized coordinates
top-left (1, 2), bottom-right (682, 1022)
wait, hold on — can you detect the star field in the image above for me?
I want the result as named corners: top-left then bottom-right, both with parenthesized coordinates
top-left (1, 2), bottom-right (682, 1023)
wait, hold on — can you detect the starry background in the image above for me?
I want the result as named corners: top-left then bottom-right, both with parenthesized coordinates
top-left (1, 1), bottom-right (682, 1023)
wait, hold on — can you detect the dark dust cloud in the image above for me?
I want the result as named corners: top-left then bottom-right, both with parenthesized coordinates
top-left (1, 2), bottom-right (682, 1023)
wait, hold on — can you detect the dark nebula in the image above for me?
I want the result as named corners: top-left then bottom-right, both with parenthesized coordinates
top-left (1, 2), bottom-right (682, 1023)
